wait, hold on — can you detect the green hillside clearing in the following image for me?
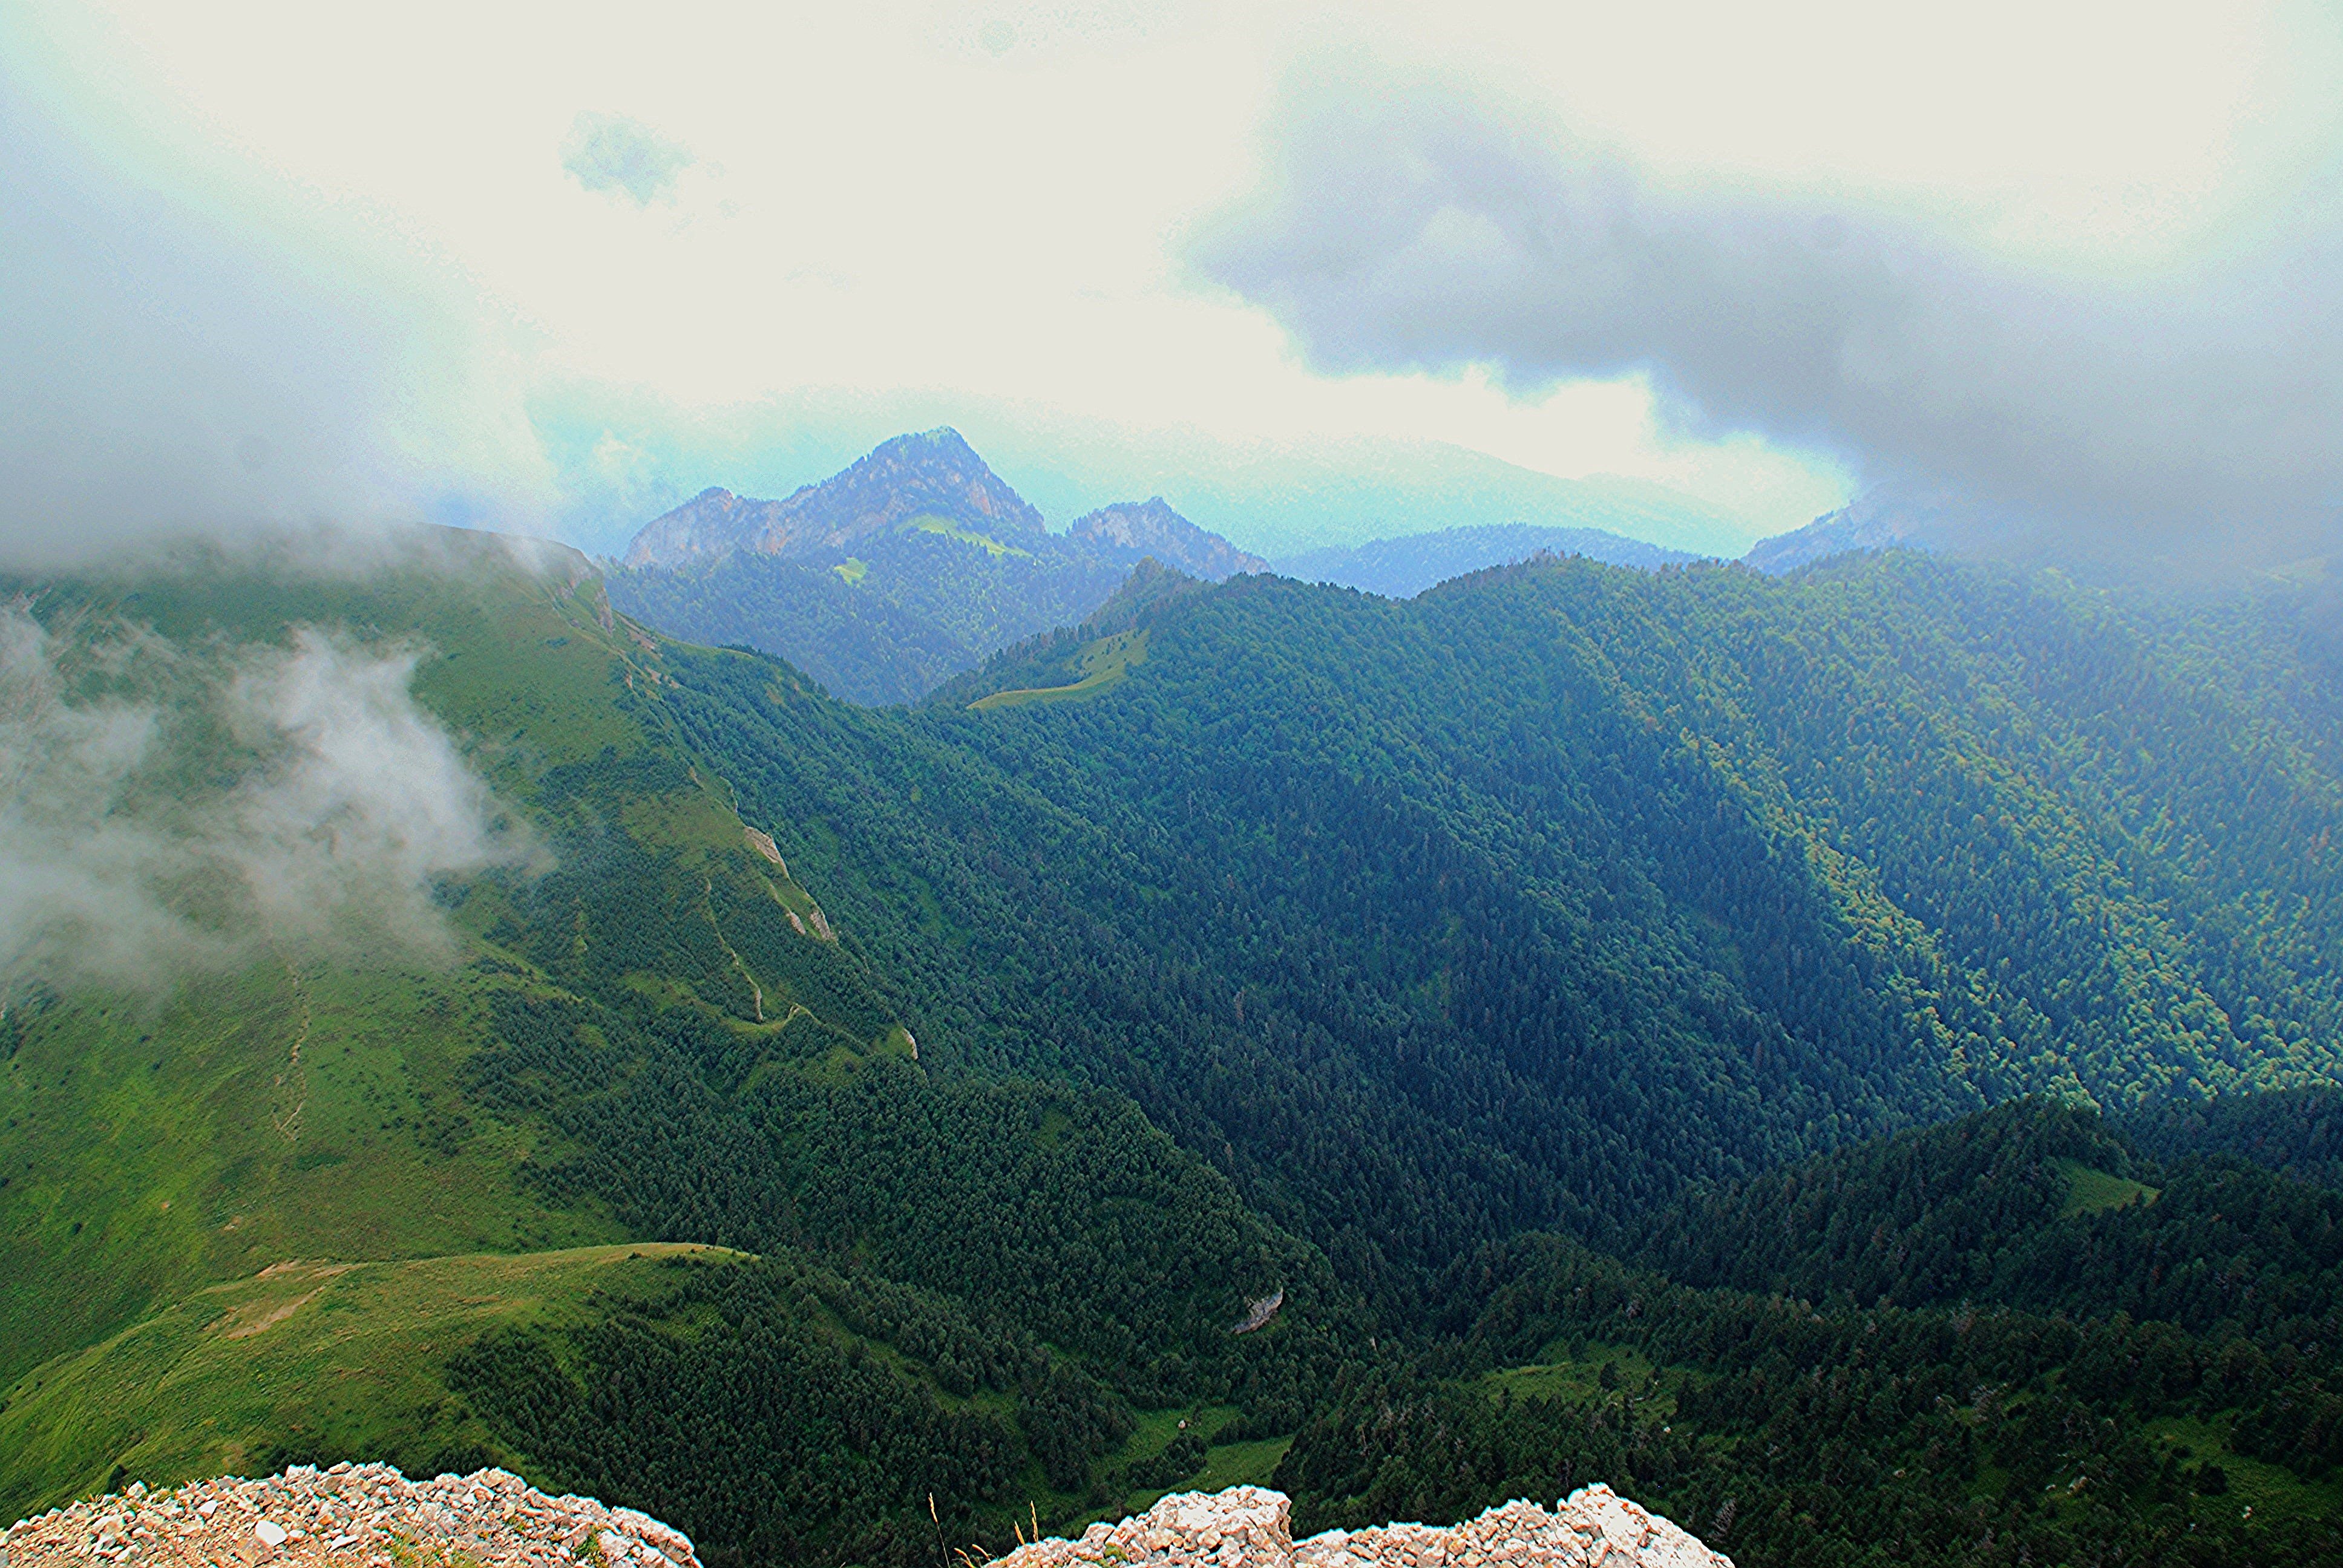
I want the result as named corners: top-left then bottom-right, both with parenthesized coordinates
top-left (969, 629), bottom-right (1148, 710)
top-left (2057, 1155), bottom-right (2160, 1216)
top-left (0, 1244), bottom-right (724, 1523)
top-left (906, 514), bottom-right (1032, 560)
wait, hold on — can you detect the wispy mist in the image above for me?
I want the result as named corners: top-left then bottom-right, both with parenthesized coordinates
top-left (0, 61), bottom-right (549, 569)
top-left (1192, 76), bottom-right (2343, 564)
top-left (562, 111), bottom-right (695, 205)
top-left (0, 606), bottom-right (537, 988)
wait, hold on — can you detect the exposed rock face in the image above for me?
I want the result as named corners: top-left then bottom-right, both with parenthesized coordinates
top-left (7, 1464), bottom-right (698, 1568)
top-left (987, 1485), bottom-right (1731, 1568)
top-left (1069, 498), bottom-right (1269, 581)
top-left (624, 427), bottom-right (1045, 568)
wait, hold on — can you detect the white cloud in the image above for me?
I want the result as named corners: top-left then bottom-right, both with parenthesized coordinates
top-left (0, 21), bottom-right (554, 566)
top-left (4, 1), bottom-right (2336, 557)
top-left (0, 605), bottom-right (537, 988)
top-left (562, 111), bottom-right (693, 204)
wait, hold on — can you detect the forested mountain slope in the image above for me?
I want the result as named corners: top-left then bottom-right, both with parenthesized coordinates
top-left (11, 534), bottom-right (2343, 1568)
top-left (2128, 1086), bottom-right (2343, 1192)
top-left (1279, 1099), bottom-right (2343, 1567)
top-left (658, 549), bottom-right (2343, 1322)
top-left (0, 534), bottom-right (1331, 1563)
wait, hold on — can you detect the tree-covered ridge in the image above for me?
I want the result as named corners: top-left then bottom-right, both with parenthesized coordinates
top-left (1275, 1099), bottom-right (2343, 1567)
top-left (1637, 1101), bottom-right (2135, 1309)
top-left (604, 530), bottom-right (1128, 706)
top-left (2128, 1086), bottom-right (2343, 1193)
top-left (1398, 553), bottom-right (2343, 1109)
top-left (1633, 1097), bottom-right (2343, 1344)
top-left (651, 548), bottom-right (2343, 1327)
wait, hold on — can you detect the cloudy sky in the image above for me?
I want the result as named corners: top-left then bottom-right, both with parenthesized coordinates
top-left (2, 1), bottom-right (2336, 561)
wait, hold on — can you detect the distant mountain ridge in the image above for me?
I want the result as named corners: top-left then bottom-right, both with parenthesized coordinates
top-left (624, 428), bottom-right (1046, 569)
top-left (1072, 497), bottom-right (1269, 580)
top-left (1742, 489), bottom-right (1956, 575)
top-left (608, 430), bottom-right (1263, 703)
top-left (1276, 522), bottom-right (1699, 598)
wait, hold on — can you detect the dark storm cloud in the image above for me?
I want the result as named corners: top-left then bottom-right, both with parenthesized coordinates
top-left (1191, 81), bottom-right (2343, 562)
top-left (561, 111), bottom-right (695, 204)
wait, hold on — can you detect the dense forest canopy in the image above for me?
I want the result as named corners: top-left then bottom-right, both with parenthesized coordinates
top-left (7, 535), bottom-right (2343, 1567)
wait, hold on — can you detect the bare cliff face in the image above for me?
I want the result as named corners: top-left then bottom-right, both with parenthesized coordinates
top-left (985, 1484), bottom-right (1731, 1568)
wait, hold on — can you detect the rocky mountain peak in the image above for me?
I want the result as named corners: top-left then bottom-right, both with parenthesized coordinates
top-left (1069, 497), bottom-right (1269, 581)
top-left (622, 428), bottom-right (1045, 569)
top-left (822, 426), bottom-right (1044, 541)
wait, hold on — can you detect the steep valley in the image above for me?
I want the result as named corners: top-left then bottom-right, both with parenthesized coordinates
top-left (7, 531), bottom-right (2343, 1566)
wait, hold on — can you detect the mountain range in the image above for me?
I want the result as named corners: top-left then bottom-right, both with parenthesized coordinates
top-left (1274, 523), bottom-right (1697, 596)
top-left (606, 428), bottom-right (1266, 704)
top-left (528, 387), bottom-right (1783, 562)
top-left (11, 503), bottom-right (2343, 1566)
top-left (606, 428), bottom-right (2015, 713)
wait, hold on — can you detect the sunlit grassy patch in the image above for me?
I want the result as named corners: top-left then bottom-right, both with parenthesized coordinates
top-left (0, 1245), bottom-right (730, 1521)
top-left (2056, 1157), bottom-right (2158, 1217)
top-left (904, 514), bottom-right (1032, 560)
top-left (970, 630), bottom-right (1149, 710)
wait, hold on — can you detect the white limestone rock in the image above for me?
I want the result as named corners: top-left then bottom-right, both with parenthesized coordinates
top-left (986, 1483), bottom-right (1729, 1568)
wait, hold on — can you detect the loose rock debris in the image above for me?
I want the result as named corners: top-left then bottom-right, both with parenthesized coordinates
top-left (985, 1484), bottom-right (1731, 1568)
top-left (5, 1465), bottom-right (698, 1568)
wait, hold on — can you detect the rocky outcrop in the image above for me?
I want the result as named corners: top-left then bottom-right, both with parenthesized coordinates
top-left (8, 1474), bottom-right (1724, 1568)
top-left (986, 1485), bottom-right (1731, 1568)
top-left (6, 1464), bottom-right (698, 1568)
top-left (1069, 499), bottom-right (1268, 581)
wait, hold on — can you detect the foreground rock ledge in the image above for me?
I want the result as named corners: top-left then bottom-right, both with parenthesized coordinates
top-left (4, 1463), bottom-right (698, 1568)
top-left (989, 1485), bottom-right (1731, 1568)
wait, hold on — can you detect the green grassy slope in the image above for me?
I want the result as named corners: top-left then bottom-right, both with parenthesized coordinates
top-left (1, 967), bottom-right (621, 1393)
top-left (0, 1244), bottom-right (723, 1516)
top-left (969, 629), bottom-right (1149, 710)
top-left (0, 531), bottom-right (1326, 1563)
top-left (3, 537), bottom-right (667, 1385)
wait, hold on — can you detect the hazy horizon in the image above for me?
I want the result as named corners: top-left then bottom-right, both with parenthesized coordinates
top-left (8, 3), bottom-right (2336, 573)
